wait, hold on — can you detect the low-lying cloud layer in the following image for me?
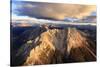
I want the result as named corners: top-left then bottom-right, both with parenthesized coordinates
top-left (12, 1), bottom-right (96, 20)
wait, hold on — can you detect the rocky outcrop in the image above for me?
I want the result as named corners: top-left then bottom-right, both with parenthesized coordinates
top-left (11, 27), bottom-right (96, 66)
top-left (24, 29), bottom-right (67, 65)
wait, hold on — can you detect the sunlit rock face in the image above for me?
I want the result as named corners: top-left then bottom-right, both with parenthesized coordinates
top-left (23, 29), bottom-right (67, 65)
top-left (67, 28), bottom-right (96, 62)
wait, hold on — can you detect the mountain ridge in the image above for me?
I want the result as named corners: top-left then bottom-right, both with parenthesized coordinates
top-left (11, 26), bottom-right (96, 66)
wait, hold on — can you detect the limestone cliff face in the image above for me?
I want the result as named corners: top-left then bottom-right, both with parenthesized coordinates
top-left (11, 27), bottom-right (96, 66)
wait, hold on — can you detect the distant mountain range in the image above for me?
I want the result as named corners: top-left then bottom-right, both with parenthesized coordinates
top-left (81, 16), bottom-right (96, 23)
top-left (12, 12), bottom-right (96, 26)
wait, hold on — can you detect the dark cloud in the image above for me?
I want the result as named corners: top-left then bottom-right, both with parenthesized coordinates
top-left (12, 1), bottom-right (96, 20)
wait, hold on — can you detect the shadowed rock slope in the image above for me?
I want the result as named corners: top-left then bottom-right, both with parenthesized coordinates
top-left (11, 27), bottom-right (96, 66)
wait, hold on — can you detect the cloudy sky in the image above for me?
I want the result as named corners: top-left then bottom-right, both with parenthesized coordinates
top-left (12, 0), bottom-right (96, 20)
top-left (12, 0), bottom-right (96, 5)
